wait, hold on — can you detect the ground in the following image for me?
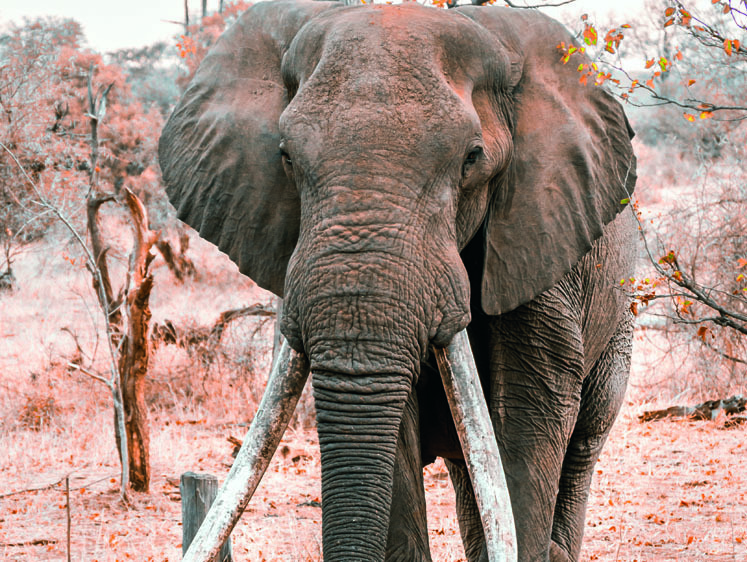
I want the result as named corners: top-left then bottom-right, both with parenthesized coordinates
top-left (2, 402), bottom-right (745, 561)
top-left (1, 231), bottom-right (745, 562)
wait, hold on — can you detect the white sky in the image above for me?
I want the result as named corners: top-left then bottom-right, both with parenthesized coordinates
top-left (0, 0), bottom-right (646, 53)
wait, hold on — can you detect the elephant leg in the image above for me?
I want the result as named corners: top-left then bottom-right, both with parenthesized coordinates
top-left (444, 458), bottom-right (488, 562)
top-left (488, 280), bottom-right (586, 562)
top-left (385, 388), bottom-right (432, 562)
top-left (551, 314), bottom-right (633, 561)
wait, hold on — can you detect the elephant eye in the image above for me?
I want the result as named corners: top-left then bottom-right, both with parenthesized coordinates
top-left (280, 148), bottom-right (292, 166)
top-left (463, 146), bottom-right (483, 175)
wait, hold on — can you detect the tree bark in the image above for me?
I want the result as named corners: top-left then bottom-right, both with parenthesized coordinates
top-left (86, 194), bottom-right (122, 341)
top-left (116, 188), bottom-right (157, 492)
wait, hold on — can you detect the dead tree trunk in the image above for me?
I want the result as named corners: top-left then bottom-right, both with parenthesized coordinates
top-left (87, 194), bottom-right (122, 339)
top-left (117, 188), bottom-right (158, 492)
top-left (89, 187), bottom-right (157, 493)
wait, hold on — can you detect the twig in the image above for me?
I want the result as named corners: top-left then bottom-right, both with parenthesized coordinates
top-left (701, 339), bottom-right (747, 366)
top-left (0, 471), bottom-right (120, 499)
top-left (69, 472), bottom-right (120, 491)
top-left (65, 476), bottom-right (71, 562)
top-left (0, 471), bottom-right (77, 499)
top-left (67, 362), bottom-right (112, 388)
top-left (0, 539), bottom-right (58, 547)
top-left (503, 0), bottom-right (575, 7)
top-left (606, 64), bottom-right (747, 116)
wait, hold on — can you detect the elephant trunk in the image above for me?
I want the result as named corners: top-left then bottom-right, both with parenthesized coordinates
top-left (278, 239), bottom-right (441, 559)
top-left (313, 369), bottom-right (410, 560)
top-left (275, 182), bottom-right (474, 560)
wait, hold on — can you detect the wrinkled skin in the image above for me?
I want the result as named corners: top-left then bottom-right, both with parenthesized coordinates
top-left (159, 2), bottom-right (638, 561)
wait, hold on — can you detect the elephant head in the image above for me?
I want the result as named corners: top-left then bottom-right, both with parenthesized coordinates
top-left (159, 1), bottom-right (636, 560)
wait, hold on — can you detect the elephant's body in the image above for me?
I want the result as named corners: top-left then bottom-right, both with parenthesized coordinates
top-left (395, 209), bottom-right (636, 561)
top-left (159, 1), bottom-right (638, 560)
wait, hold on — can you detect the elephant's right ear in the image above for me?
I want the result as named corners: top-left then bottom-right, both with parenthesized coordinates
top-left (158, 0), bottom-right (342, 297)
top-left (458, 6), bottom-right (637, 316)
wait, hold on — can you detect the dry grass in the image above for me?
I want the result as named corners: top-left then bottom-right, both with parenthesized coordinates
top-left (1, 226), bottom-right (745, 561)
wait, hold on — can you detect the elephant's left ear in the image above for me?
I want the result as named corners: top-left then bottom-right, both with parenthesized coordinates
top-left (459, 6), bottom-right (637, 315)
top-left (158, 0), bottom-right (342, 297)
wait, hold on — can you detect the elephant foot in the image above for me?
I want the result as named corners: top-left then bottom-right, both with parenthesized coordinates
top-left (550, 540), bottom-right (572, 562)
top-left (385, 539), bottom-right (432, 562)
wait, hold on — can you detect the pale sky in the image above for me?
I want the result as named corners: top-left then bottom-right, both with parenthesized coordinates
top-left (1, 0), bottom-right (646, 53)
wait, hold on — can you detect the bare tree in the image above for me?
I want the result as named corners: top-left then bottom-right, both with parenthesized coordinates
top-left (1, 69), bottom-right (160, 496)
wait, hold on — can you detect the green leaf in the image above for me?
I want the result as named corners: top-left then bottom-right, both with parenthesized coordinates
top-left (620, 197), bottom-right (630, 204)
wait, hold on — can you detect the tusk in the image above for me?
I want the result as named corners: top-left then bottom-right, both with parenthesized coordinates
top-left (434, 329), bottom-right (517, 562)
top-left (182, 339), bottom-right (310, 562)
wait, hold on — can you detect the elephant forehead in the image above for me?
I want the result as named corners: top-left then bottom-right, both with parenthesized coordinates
top-left (285, 3), bottom-right (504, 95)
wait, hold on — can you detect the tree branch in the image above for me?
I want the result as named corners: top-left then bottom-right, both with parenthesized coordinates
top-left (67, 362), bottom-right (112, 387)
top-left (503, 0), bottom-right (576, 7)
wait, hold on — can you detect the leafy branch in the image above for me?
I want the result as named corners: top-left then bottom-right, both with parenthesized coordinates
top-left (625, 201), bottom-right (747, 338)
top-left (558, 1), bottom-right (747, 120)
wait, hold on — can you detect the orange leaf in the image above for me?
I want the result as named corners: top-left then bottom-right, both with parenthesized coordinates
top-left (646, 78), bottom-right (655, 88)
top-left (583, 23), bottom-right (598, 45)
top-left (737, 258), bottom-right (747, 268)
top-left (724, 39), bottom-right (733, 56)
top-left (733, 40), bottom-right (741, 51)
top-left (700, 111), bottom-right (714, 119)
top-left (645, 58), bottom-right (655, 68)
top-left (664, 17), bottom-right (675, 27)
top-left (675, 50), bottom-right (683, 60)
top-left (665, 7), bottom-right (675, 16)
top-left (697, 326), bottom-right (708, 342)
top-left (681, 16), bottom-right (691, 26)
top-left (687, 79), bottom-right (696, 86)
top-left (687, 536), bottom-right (695, 545)
top-left (723, 4), bottom-right (731, 13)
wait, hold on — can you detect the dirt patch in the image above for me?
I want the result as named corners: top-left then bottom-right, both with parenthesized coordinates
top-left (1, 402), bottom-right (744, 561)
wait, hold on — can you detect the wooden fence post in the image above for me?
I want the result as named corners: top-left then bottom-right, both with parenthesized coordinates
top-left (180, 472), bottom-right (233, 561)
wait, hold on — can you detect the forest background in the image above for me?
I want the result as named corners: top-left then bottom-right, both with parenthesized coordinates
top-left (0, 0), bottom-right (745, 560)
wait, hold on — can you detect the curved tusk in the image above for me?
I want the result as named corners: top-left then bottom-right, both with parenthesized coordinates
top-left (434, 329), bottom-right (517, 562)
top-left (182, 340), bottom-right (310, 562)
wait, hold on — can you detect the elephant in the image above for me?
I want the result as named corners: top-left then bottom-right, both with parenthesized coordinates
top-left (158, 1), bottom-right (638, 560)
